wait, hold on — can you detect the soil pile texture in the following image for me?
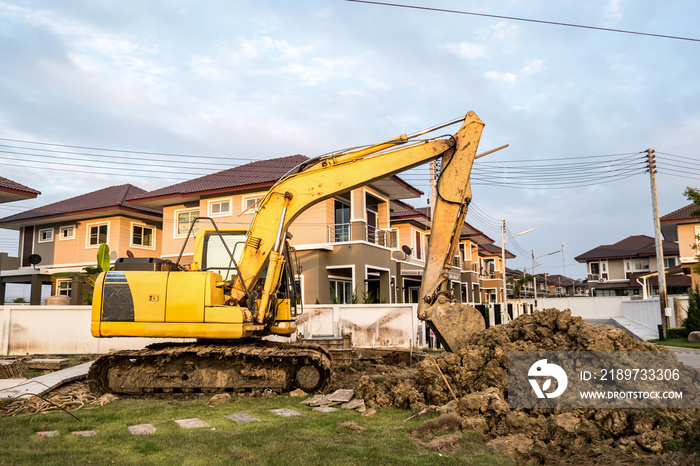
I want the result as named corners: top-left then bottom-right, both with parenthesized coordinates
top-left (354, 308), bottom-right (700, 463)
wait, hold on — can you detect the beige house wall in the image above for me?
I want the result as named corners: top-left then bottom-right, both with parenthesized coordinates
top-left (678, 223), bottom-right (699, 260)
top-left (289, 202), bottom-right (331, 245)
top-left (30, 216), bottom-right (161, 267)
top-left (608, 259), bottom-right (626, 280)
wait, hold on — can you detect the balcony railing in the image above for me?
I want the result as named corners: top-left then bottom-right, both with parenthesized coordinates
top-left (328, 223), bottom-right (351, 242)
top-left (327, 223), bottom-right (392, 247)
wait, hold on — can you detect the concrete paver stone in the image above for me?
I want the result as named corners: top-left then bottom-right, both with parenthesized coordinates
top-left (128, 423), bottom-right (157, 435)
top-left (224, 413), bottom-right (261, 423)
top-left (301, 394), bottom-right (327, 406)
top-left (71, 430), bottom-right (97, 437)
top-left (313, 407), bottom-right (338, 413)
top-left (270, 408), bottom-right (304, 417)
top-left (36, 431), bottom-right (60, 438)
top-left (175, 418), bottom-right (211, 429)
top-left (327, 389), bottom-right (355, 403)
top-left (341, 399), bottom-right (365, 410)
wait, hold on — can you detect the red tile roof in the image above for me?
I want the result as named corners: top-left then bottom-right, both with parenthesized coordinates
top-left (660, 203), bottom-right (700, 223)
top-left (129, 155), bottom-right (309, 203)
top-left (478, 242), bottom-right (515, 258)
top-left (574, 235), bottom-right (679, 262)
top-left (0, 184), bottom-right (159, 225)
top-left (0, 176), bottom-right (40, 195)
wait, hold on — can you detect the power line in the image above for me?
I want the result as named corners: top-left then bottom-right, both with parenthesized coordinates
top-left (344, 0), bottom-right (700, 43)
top-left (0, 143), bottom-right (242, 169)
top-left (0, 137), bottom-right (253, 161)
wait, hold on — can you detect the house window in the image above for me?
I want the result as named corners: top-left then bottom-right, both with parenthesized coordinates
top-left (176, 209), bottom-right (199, 236)
top-left (56, 279), bottom-right (72, 297)
top-left (483, 259), bottom-right (496, 277)
top-left (663, 257), bottom-right (676, 268)
top-left (209, 199), bottom-right (231, 217)
top-left (330, 279), bottom-right (353, 304)
top-left (132, 224), bottom-right (154, 248)
top-left (88, 224), bottom-right (108, 247)
top-left (59, 226), bottom-right (75, 240)
top-left (633, 259), bottom-right (650, 271)
top-left (414, 230), bottom-right (423, 261)
top-left (242, 195), bottom-right (263, 213)
top-left (387, 229), bottom-right (398, 249)
top-left (333, 199), bottom-right (350, 242)
top-left (38, 228), bottom-right (53, 243)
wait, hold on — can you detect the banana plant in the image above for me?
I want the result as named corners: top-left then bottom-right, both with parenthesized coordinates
top-left (52, 243), bottom-right (112, 304)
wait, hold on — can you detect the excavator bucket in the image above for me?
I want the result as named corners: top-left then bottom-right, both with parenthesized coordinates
top-left (425, 298), bottom-right (485, 352)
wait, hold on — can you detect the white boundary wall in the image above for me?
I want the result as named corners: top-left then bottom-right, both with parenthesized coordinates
top-left (1, 304), bottom-right (426, 355)
top-left (1, 305), bottom-right (188, 356)
top-left (297, 304), bottom-right (424, 348)
top-left (3, 297), bottom-right (689, 355)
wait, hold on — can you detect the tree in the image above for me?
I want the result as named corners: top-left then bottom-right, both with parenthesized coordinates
top-left (686, 284), bottom-right (700, 334)
top-left (507, 275), bottom-right (531, 299)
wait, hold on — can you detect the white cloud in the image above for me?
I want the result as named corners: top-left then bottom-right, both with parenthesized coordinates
top-left (483, 21), bottom-right (520, 41)
top-left (485, 71), bottom-right (516, 83)
top-left (440, 42), bottom-right (489, 59)
top-left (520, 59), bottom-right (544, 77)
top-left (604, 0), bottom-right (625, 21)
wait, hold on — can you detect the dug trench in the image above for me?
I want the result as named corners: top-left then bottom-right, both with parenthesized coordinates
top-left (330, 308), bottom-right (700, 464)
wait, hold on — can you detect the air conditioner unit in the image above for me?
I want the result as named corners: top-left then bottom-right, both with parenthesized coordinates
top-left (599, 277), bottom-right (607, 282)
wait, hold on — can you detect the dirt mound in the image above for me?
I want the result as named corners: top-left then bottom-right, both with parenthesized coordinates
top-left (355, 308), bottom-right (700, 462)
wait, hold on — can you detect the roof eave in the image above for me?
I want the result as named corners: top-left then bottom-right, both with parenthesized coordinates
top-left (0, 205), bottom-right (162, 230)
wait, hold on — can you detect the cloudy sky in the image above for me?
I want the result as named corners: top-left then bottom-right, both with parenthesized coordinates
top-left (1, 0), bottom-right (699, 280)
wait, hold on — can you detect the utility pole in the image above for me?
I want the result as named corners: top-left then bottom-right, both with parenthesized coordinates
top-left (647, 148), bottom-right (669, 339)
top-left (501, 220), bottom-right (507, 309)
top-left (561, 242), bottom-right (566, 296)
top-left (532, 250), bottom-right (537, 311)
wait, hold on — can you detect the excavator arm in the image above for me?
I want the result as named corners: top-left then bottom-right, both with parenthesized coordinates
top-left (415, 119), bottom-right (487, 352)
top-left (222, 112), bottom-right (487, 352)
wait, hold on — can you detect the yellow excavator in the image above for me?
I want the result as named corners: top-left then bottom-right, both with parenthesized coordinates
top-left (88, 111), bottom-right (488, 395)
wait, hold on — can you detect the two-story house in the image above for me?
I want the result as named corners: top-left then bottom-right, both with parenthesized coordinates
top-left (127, 155), bottom-right (423, 306)
top-left (389, 206), bottom-right (513, 305)
top-left (544, 274), bottom-right (582, 297)
top-left (389, 206), bottom-right (432, 304)
top-left (661, 202), bottom-right (700, 286)
top-left (0, 177), bottom-right (41, 301)
top-left (0, 184), bottom-right (163, 304)
top-left (474, 243), bottom-right (514, 303)
top-left (575, 235), bottom-right (690, 297)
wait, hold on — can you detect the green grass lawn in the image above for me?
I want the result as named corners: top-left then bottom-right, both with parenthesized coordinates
top-left (0, 394), bottom-right (512, 466)
top-left (649, 338), bottom-right (700, 349)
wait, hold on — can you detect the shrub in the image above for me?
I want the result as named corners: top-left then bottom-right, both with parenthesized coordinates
top-left (685, 284), bottom-right (700, 334)
top-left (666, 327), bottom-right (689, 339)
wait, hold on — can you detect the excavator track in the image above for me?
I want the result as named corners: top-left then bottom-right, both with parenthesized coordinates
top-left (87, 341), bottom-right (332, 396)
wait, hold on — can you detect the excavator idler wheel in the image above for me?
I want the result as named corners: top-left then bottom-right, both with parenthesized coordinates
top-left (295, 363), bottom-right (325, 393)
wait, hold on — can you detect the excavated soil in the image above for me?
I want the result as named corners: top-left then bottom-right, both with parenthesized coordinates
top-left (342, 309), bottom-right (700, 464)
